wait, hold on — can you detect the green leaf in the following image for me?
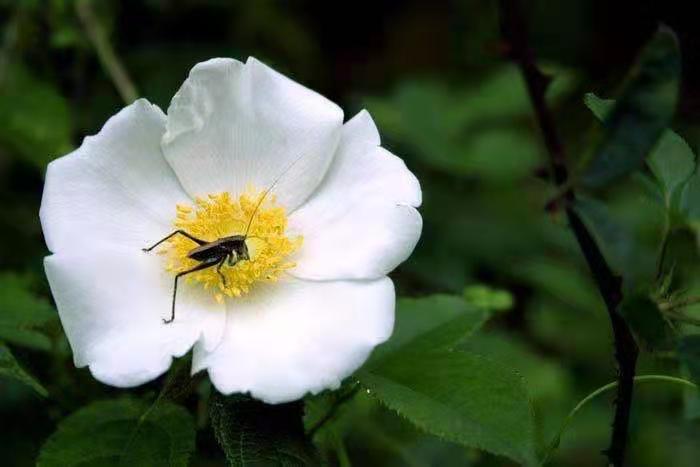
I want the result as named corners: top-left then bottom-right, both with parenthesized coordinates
top-left (573, 196), bottom-right (655, 290)
top-left (359, 295), bottom-right (533, 462)
top-left (583, 93), bottom-right (614, 120)
top-left (679, 335), bottom-right (700, 420)
top-left (210, 392), bottom-right (319, 466)
top-left (37, 398), bottom-right (195, 467)
top-left (463, 284), bottom-right (514, 312)
top-left (585, 93), bottom-right (695, 206)
top-left (0, 63), bottom-right (73, 169)
top-left (0, 273), bottom-right (57, 350)
top-left (680, 174), bottom-right (700, 225)
top-left (368, 295), bottom-right (488, 365)
top-left (0, 342), bottom-right (48, 397)
top-left (619, 295), bottom-right (671, 351)
top-left (679, 335), bottom-right (700, 384)
top-left (646, 131), bottom-right (695, 203)
top-left (582, 27), bottom-right (681, 188)
top-left (571, 197), bottom-right (630, 264)
top-left (359, 350), bottom-right (536, 466)
top-left (460, 332), bottom-right (571, 406)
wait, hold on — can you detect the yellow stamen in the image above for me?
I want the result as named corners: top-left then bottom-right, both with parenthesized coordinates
top-left (160, 188), bottom-right (301, 300)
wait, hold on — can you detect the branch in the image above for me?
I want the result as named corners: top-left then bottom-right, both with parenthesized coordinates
top-left (76, 0), bottom-right (138, 104)
top-left (498, 1), bottom-right (639, 465)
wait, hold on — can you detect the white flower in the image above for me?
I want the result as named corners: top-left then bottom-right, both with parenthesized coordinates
top-left (40, 57), bottom-right (422, 404)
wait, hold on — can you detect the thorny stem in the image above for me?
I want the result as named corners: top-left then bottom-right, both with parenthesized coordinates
top-left (540, 375), bottom-right (697, 465)
top-left (498, 1), bottom-right (640, 465)
top-left (75, 0), bottom-right (138, 104)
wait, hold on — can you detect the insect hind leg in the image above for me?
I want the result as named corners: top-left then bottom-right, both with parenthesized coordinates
top-left (165, 259), bottom-right (218, 324)
top-left (142, 230), bottom-right (206, 252)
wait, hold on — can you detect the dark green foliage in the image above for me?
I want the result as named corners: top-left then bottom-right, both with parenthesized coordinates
top-left (368, 295), bottom-right (489, 364)
top-left (585, 92), bottom-right (697, 220)
top-left (360, 352), bottom-right (536, 466)
top-left (0, 273), bottom-right (57, 351)
top-left (365, 68), bottom-right (573, 183)
top-left (0, 63), bottom-right (73, 170)
top-left (646, 131), bottom-right (695, 205)
top-left (582, 28), bottom-right (681, 188)
top-left (680, 174), bottom-right (700, 223)
top-left (573, 196), bottom-right (655, 290)
top-left (210, 392), bottom-right (319, 466)
top-left (619, 295), bottom-right (672, 351)
top-left (0, 342), bottom-right (47, 396)
top-left (37, 398), bottom-right (196, 467)
top-left (679, 335), bottom-right (700, 384)
top-left (358, 294), bottom-right (536, 465)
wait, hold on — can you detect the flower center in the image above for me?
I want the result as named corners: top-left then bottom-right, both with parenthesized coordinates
top-left (160, 189), bottom-right (301, 303)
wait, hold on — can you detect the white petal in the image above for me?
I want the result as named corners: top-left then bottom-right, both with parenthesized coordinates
top-left (162, 57), bottom-right (343, 210)
top-left (289, 110), bottom-right (422, 280)
top-left (45, 245), bottom-right (225, 387)
top-left (40, 99), bottom-right (190, 254)
top-left (192, 276), bottom-right (395, 404)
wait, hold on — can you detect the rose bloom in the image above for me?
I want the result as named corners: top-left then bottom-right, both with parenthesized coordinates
top-left (40, 57), bottom-right (422, 403)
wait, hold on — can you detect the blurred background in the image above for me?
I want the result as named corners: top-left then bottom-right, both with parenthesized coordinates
top-left (2, 1), bottom-right (700, 466)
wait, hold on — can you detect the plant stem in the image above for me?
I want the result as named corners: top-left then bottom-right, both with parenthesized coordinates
top-left (498, 1), bottom-right (640, 465)
top-left (540, 375), bottom-right (697, 465)
top-left (75, 0), bottom-right (138, 104)
top-left (307, 384), bottom-right (361, 438)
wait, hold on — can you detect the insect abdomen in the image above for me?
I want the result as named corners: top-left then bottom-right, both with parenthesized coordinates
top-left (188, 243), bottom-right (227, 261)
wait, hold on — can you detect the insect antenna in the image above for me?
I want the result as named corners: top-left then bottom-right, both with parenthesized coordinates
top-left (242, 152), bottom-right (309, 239)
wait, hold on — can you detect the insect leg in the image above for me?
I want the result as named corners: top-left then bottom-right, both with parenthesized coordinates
top-left (228, 250), bottom-right (239, 266)
top-left (165, 259), bottom-right (218, 324)
top-left (142, 230), bottom-right (207, 252)
top-left (216, 255), bottom-right (229, 288)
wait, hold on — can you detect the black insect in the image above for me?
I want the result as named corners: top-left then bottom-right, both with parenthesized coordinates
top-left (142, 230), bottom-right (252, 324)
top-left (143, 155), bottom-right (304, 324)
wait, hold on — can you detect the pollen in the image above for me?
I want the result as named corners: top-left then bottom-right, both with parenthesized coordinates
top-left (160, 189), bottom-right (301, 302)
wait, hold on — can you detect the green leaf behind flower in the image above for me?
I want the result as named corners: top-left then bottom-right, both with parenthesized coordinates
top-left (37, 398), bottom-right (195, 467)
top-left (0, 273), bottom-right (57, 351)
top-left (0, 342), bottom-right (47, 397)
top-left (210, 392), bottom-right (319, 466)
top-left (359, 351), bottom-right (536, 466)
top-left (367, 295), bottom-right (489, 366)
top-left (357, 294), bottom-right (536, 465)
